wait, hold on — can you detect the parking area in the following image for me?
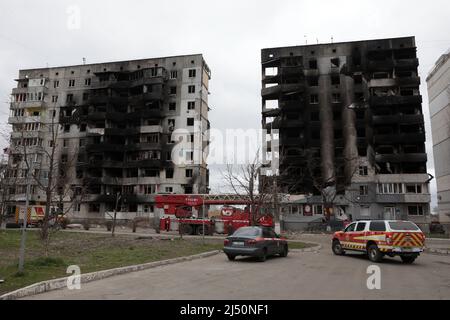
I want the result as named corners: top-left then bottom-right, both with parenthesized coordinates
top-left (26, 240), bottom-right (450, 300)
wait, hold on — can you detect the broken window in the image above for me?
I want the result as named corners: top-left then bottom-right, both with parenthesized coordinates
top-left (332, 93), bottom-right (341, 103)
top-left (187, 101), bottom-right (195, 110)
top-left (54, 80), bottom-right (59, 88)
top-left (188, 85), bottom-right (196, 93)
top-left (330, 57), bottom-right (340, 68)
top-left (170, 86), bottom-right (177, 95)
top-left (187, 118), bottom-right (194, 126)
top-left (310, 94), bottom-right (319, 104)
top-left (68, 79), bottom-right (75, 87)
top-left (359, 185), bottom-right (369, 196)
top-left (166, 169), bottom-right (174, 179)
top-left (170, 71), bottom-right (177, 79)
top-left (265, 67), bottom-right (278, 76)
top-left (85, 78), bottom-right (91, 86)
top-left (308, 77), bottom-right (318, 86)
top-left (310, 112), bottom-right (319, 121)
top-left (331, 76), bottom-right (340, 85)
top-left (169, 102), bottom-right (176, 111)
top-left (186, 169), bottom-right (193, 178)
top-left (188, 69), bottom-right (196, 78)
top-left (309, 60), bottom-right (318, 69)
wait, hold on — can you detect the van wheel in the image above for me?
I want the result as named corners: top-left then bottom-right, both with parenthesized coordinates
top-left (367, 244), bottom-right (383, 262)
top-left (401, 255), bottom-right (417, 264)
top-left (332, 240), bottom-right (345, 255)
top-left (280, 244), bottom-right (288, 257)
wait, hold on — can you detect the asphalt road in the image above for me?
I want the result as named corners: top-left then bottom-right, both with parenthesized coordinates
top-left (26, 241), bottom-right (450, 300)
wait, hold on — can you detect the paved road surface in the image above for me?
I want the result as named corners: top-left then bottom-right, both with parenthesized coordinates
top-left (27, 244), bottom-right (450, 300)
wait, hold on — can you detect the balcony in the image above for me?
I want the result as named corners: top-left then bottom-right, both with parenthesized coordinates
top-left (376, 193), bottom-right (430, 203)
top-left (369, 95), bottom-right (422, 107)
top-left (279, 100), bottom-right (302, 111)
top-left (125, 159), bottom-right (162, 168)
top-left (262, 108), bottom-right (281, 117)
top-left (104, 128), bottom-right (139, 136)
top-left (373, 132), bottom-right (425, 144)
top-left (375, 153), bottom-right (427, 163)
top-left (125, 142), bottom-right (162, 151)
top-left (8, 116), bottom-right (42, 124)
top-left (85, 143), bottom-right (125, 153)
top-left (372, 114), bottom-right (423, 125)
top-left (140, 125), bottom-right (163, 134)
top-left (261, 83), bottom-right (304, 99)
top-left (87, 128), bottom-right (105, 135)
top-left (126, 109), bottom-right (163, 120)
top-left (395, 58), bottom-right (419, 69)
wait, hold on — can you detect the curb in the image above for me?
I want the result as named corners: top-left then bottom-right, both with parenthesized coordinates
top-left (424, 248), bottom-right (450, 255)
top-left (0, 250), bottom-right (221, 300)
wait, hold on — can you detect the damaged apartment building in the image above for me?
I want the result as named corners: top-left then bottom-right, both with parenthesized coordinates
top-left (261, 37), bottom-right (431, 229)
top-left (6, 54), bottom-right (211, 220)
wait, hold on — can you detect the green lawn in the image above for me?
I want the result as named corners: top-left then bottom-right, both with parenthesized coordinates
top-left (0, 230), bottom-right (223, 295)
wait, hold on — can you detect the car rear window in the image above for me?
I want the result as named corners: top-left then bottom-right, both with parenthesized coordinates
top-left (232, 227), bottom-right (261, 237)
top-left (369, 221), bottom-right (386, 231)
top-left (388, 221), bottom-right (420, 231)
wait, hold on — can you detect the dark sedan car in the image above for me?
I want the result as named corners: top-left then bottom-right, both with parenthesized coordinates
top-left (223, 226), bottom-right (288, 262)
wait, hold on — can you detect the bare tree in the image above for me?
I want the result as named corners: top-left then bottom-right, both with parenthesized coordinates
top-left (12, 110), bottom-right (82, 254)
top-left (305, 150), bottom-right (360, 221)
top-left (222, 152), bottom-right (278, 225)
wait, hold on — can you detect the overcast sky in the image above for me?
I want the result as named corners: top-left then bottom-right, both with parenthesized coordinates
top-left (1, 0), bottom-right (449, 208)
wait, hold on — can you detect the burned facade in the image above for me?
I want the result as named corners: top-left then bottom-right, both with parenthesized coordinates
top-left (7, 54), bottom-right (211, 220)
top-left (261, 37), bottom-right (431, 228)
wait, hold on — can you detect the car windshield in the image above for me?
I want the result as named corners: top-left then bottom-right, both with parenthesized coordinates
top-left (388, 221), bottom-right (420, 231)
top-left (232, 227), bottom-right (261, 237)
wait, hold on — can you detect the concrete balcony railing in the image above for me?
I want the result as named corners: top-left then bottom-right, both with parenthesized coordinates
top-left (376, 193), bottom-right (430, 203)
top-left (373, 132), bottom-right (425, 144)
top-left (372, 114), bottom-right (423, 125)
top-left (261, 83), bottom-right (304, 99)
top-left (262, 108), bottom-right (281, 117)
top-left (375, 153), bottom-right (427, 163)
top-left (369, 95), bottom-right (422, 107)
top-left (8, 116), bottom-right (42, 124)
top-left (140, 125), bottom-right (163, 134)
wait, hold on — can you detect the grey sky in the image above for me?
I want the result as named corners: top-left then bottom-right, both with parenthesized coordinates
top-left (1, 0), bottom-right (449, 208)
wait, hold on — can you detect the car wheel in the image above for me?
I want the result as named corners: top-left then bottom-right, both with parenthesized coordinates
top-left (367, 244), bottom-right (383, 262)
top-left (400, 255), bottom-right (417, 264)
top-left (279, 244), bottom-right (288, 257)
top-left (180, 224), bottom-right (193, 235)
top-left (226, 254), bottom-right (236, 261)
top-left (332, 240), bottom-right (345, 256)
top-left (258, 248), bottom-right (268, 262)
top-left (196, 225), bottom-right (208, 235)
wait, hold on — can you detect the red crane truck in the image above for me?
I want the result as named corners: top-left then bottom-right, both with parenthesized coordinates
top-left (154, 194), bottom-right (274, 236)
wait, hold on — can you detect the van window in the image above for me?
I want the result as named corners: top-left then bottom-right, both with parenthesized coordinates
top-left (369, 221), bottom-right (386, 231)
top-left (388, 221), bottom-right (419, 231)
top-left (356, 222), bottom-right (366, 231)
top-left (344, 223), bottom-right (356, 232)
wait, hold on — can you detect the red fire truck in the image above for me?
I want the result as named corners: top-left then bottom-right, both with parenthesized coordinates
top-left (154, 194), bottom-right (274, 235)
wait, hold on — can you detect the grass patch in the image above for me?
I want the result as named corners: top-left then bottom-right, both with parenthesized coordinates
top-left (0, 230), bottom-right (223, 295)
